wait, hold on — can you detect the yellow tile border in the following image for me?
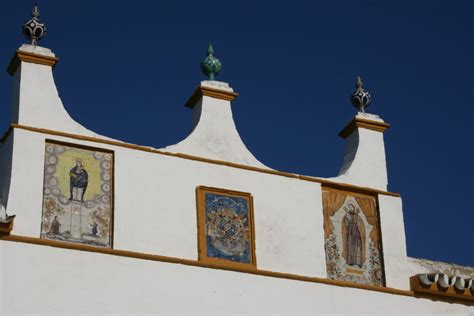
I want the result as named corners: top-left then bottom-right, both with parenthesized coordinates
top-left (1, 124), bottom-right (401, 198)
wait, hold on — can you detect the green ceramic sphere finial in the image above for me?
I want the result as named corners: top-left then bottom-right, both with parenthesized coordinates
top-left (200, 44), bottom-right (222, 81)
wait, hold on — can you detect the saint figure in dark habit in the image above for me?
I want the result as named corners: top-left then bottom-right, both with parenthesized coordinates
top-left (345, 204), bottom-right (363, 267)
top-left (49, 216), bottom-right (60, 235)
top-left (91, 222), bottom-right (98, 237)
top-left (69, 159), bottom-right (88, 202)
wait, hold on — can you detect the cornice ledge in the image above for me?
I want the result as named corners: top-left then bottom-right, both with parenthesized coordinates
top-left (339, 117), bottom-right (390, 139)
top-left (7, 50), bottom-right (59, 76)
top-left (185, 85), bottom-right (239, 108)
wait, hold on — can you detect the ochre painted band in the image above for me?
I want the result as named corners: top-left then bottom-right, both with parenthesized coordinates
top-left (7, 50), bottom-right (59, 76)
top-left (339, 117), bottom-right (390, 139)
top-left (1, 234), bottom-right (414, 298)
top-left (185, 85), bottom-right (239, 108)
top-left (4, 123), bottom-right (401, 198)
top-left (2, 234), bottom-right (471, 305)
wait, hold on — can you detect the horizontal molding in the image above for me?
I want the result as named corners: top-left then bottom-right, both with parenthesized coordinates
top-left (322, 185), bottom-right (382, 199)
top-left (1, 234), bottom-right (416, 299)
top-left (7, 123), bottom-right (401, 197)
top-left (185, 85), bottom-right (239, 108)
top-left (305, 176), bottom-right (398, 197)
top-left (339, 117), bottom-right (390, 139)
top-left (7, 50), bottom-right (59, 76)
top-left (5, 235), bottom-right (471, 305)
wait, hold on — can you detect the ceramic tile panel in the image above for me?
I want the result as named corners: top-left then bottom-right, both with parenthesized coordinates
top-left (322, 188), bottom-right (384, 286)
top-left (196, 186), bottom-right (256, 268)
top-left (41, 141), bottom-right (113, 248)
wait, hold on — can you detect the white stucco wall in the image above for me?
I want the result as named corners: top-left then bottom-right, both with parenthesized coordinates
top-left (5, 128), bottom-right (327, 278)
top-left (1, 241), bottom-right (472, 315)
top-left (10, 45), bottom-right (113, 140)
top-left (163, 81), bottom-right (268, 168)
top-left (0, 134), bottom-right (14, 206)
top-left (330, 114), bottom-right (389, 191)
top-left (2, 46), bottom-right (471, 315)
top-left (378, 195), bottom-right (410, 290)
top-left (3, 46), bottom-right (417, 293)
top-left (2, 126), bottom-right (452, 302)
top-left (13, 47), bottom-right (265, 168)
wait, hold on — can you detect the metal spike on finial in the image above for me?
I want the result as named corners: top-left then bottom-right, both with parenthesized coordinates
top-left (22, 2), bottom-right (47, 46)
top-left (350, 75), bottom-right (372, 113)
top-left (32, 3), bottom-right (40, 18)
top-left (200, 43), bottom-right (222, 81)
top-left (208, 44), bottom-right (214, 55)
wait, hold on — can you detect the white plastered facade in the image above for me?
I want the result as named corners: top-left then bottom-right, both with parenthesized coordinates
top-left (0, 46), bottom-right (472, 315)
top-left (1, 242), bottom-right (472, 315)
top-left (10, 45), bottom-right (115, 140)
top-left (163, 81), bottom-right (268, 168)
top-left (329, 112), bottom-right (389, 191)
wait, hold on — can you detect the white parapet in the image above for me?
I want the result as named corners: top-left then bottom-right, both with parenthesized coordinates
top-left (163, 80), bottom-right (269, 168)
top-left (8, 44), bottom-right (106, 138)
top-left (378, 194), bottom-right (409, 290)
top-left (329, 112), bottom-right (390, 191)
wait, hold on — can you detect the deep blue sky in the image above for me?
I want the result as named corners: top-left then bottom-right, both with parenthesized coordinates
top-left (0, 1), bottom-right (472, 266)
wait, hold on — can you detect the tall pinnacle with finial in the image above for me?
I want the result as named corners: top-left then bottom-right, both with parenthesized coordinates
top-left (22, 2), bottom-right (47, 46)
top-left (350, 76), bottom-right (372, 113)
top-left (200, 44), bottom-right (222, 81)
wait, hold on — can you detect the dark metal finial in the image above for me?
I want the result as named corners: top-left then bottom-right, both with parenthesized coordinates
top-left (23, 2), bottom-right (47, 46)
top-left (350, 75), bottom-right (372, 113)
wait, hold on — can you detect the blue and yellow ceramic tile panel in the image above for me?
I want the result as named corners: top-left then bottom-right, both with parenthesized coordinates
top-left (41, 142), bottom-right (113, 248)
top-left (197, 187), bottom-right (256, 268)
